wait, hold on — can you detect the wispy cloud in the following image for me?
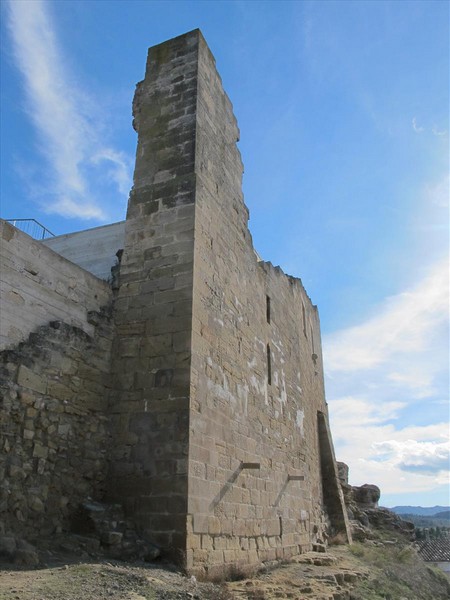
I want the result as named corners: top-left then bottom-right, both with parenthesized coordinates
top-left (324, 258), bottom-right (448, 377)
top-left (324, 258), bottom-right (449, 501)
top-left (6, 0), bottom-right (132, 221)
top-left (412, 117), bottom-right (448, 138)
top-left (412, 117), bottom-right (424, 133)
top-left (432, 126), bottom-right (447, 137)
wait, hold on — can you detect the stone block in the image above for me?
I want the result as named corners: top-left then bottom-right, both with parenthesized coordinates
top-left (192, 514), bottom-right (209, 534)
top-left (47, 381), bottom-right (73, 402)
top-left (101, 531), bottom-right (123, 546)
top-left (208, 516), bottom-right (221, 535)
top-left (28, 496), bottom-right (45, 512)
top-left (16, 365), bottom-right (46, 394)
top-left (33, 443), bottom-right (49, 459)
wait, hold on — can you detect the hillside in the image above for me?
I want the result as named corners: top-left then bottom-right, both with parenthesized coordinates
top-left (435, 510), bottom-right (450, 520)
top-left (399, 513), bottom-right (450, 529)
top-left (390, 506), bottom-right (450, 516)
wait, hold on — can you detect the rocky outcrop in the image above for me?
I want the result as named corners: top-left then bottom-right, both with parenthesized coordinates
top-left (337, 462), bottom-right (415, 542)
top-left (351, 484), bottom-right (380, 509)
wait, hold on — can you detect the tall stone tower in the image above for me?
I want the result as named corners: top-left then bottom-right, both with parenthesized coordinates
top-left (109, 29), bottom-right (350, 575)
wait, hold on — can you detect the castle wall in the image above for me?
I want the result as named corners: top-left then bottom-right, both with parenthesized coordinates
top-left (186, 34), bottom-right (334, 574)
top-left (0, 220), bottom-right (112, 350)
top-left (0, 29), bottom-right (350, 569)
top-left (43, 221), bottom-right (125, 281)
top-left (0, 31), bottom-right (349, 571)
top-left (0, 313), bottom-right (114, 539)
top-left (0, 221), bottom-right (117, 540)
top-left (106, 30), bottom-right (349, 572)
top-left (107, 31), bottom-right (200, 556)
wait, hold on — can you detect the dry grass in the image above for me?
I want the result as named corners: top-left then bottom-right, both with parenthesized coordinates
top-left (348, 541), bottom-right (450, 600)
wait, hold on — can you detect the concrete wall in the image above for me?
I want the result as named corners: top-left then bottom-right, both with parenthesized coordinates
top-left (43, 221), bottom-right (125, 281)
top-left (0, 220), bottom-right (112, 350)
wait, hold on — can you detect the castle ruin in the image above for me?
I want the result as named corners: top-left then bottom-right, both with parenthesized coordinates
top-left (0, 30), bottom-right (350, 575)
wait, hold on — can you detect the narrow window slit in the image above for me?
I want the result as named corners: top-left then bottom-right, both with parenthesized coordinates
top-left (302, 303), bottom-right (307, 337)
top-left (266, 295), bottom-right (271, 324)
top-left (267, 344), bottom-right (272, 385)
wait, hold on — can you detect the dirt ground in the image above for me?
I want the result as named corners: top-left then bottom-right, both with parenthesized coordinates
top-left (1, 542), bottom-right (449, 600)
top-left (0, 547), bottom-right (367, 600)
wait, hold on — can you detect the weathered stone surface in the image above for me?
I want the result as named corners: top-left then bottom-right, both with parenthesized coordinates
top-left (70, 499), bottom-right (161, 560)
top-left (0, 313), bottom-right (113, 540)
top-left (0, 536), bottom-right (17, 558)
top-left (338, 464), bottom-right (414, 543)
top-left (108, 29), bottom-right (349, 573)
top-left (28, 495), bottom-right (45, 512)
top-left (0, 536), bottom-right (39, 566)
top-left (0, 30), bottom-right (350, 575)
top-left (17, 365), bottom-right (46, 394)
top-left (351, 484), bottom-right (380, 508)
top-left (337, 462), bottom-right (349, 485)
top-left (14, 539), bottom-right (39, 566)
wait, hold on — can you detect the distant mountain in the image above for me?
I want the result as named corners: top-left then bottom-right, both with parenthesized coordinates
top-left (434, 510), bottom-right (450, 519)
top-left (398, 513), bottom-right (450, 528)
top-left (390, 506), bottom-right (450, 516)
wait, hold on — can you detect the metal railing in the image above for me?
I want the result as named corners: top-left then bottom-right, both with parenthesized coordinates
top-left (6, 219), bottom-right (55, 240)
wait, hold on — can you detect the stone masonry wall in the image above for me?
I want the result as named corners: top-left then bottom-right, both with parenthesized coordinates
top-left (104, 30), bottom-right (349, 573)
top-left (0, 31), bottom-right (350, 573)
top-left (0, 220), bottom-right (112, 349)
top-left (185, 33), bottom-right (346, 575)
top-left (0, 311), bottom-right (114, 540)
top-left (106, 31), bottom-right (200, 558)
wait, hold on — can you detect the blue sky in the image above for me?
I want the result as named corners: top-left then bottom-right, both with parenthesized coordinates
top-left (1, 0), bottom-right (448, 507)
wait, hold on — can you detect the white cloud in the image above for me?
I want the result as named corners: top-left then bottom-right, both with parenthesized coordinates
top-left (412, 117), bottom-right (424, 133)
top-left (329, 395), bottom-right (449, 496)
top-left (373, 439), bottom-right (450, 475)
top-left (324, 258), bottom-right (449, 500)
top-left (324, 258), bottom-right (448, 378)
top-left (330, 396), bottom-right (406, 430)
top-left (6, 0), bottom-right (132, 221)
top-left (432, 126), bottom-right (447, 137)
top-left (411, 118), bottom-right (448, 138)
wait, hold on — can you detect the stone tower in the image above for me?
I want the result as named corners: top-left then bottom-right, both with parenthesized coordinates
top-left (108, 29), bottom-right (350, 575)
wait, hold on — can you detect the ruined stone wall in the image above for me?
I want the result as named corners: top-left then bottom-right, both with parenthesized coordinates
top-left (0, 220), bottom-right (112, 349)
top-left (0, 312), bottom-right (114, 540)
top-left (186, 33), bottom-right (334, 574)
top-left (0, 220), bottom-right (116, 540)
